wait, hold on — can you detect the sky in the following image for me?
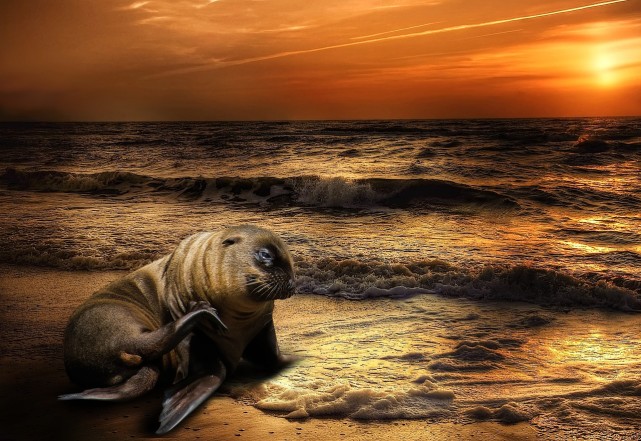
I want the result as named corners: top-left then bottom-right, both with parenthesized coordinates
top-left (1, 0), bottom-right (640, 120)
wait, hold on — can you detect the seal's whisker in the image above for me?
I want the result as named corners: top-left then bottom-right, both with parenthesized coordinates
top-left (254, 282), bottom-right (275, 300)
top-left (268, 284), bottom-right (280, 300)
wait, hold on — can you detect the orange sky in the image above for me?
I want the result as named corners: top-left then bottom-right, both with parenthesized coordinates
top-left (1, 0), bottom-right (640, 120)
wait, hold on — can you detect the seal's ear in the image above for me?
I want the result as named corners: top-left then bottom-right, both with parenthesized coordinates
top-left (222, 237), bottom-right (240, 247)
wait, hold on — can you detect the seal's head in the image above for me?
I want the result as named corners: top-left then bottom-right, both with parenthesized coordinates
top-left (217, 225), bottom-right (295, 301)
top-left (164, 225), bottom-right (295, 312)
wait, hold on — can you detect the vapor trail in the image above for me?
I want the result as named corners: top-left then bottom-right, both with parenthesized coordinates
top-left (153, 0), bottom-right (628, 77)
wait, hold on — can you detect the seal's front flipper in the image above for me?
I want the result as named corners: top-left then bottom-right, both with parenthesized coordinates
top-left (138, 302), bottom-right (227, 360)
top-left (186, 301), bottom-right (228, 334)
top-left (156, 362), bottom-right (226, 434)
top-left (243, 319), bottom-right (295, 372)
top-left (58, 366), bottom-right (159, 401)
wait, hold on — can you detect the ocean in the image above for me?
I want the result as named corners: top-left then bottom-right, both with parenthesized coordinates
top-left (2, 118), bottom-right (641, 438)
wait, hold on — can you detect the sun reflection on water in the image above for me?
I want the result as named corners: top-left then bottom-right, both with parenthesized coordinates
top-left (550, 329), bottom-right (634, 365)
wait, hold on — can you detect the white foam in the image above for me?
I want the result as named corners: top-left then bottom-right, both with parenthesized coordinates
top-left (252, 380), bottom-right (455, 420)
top-left (291, 176), bottom-right (378, 208)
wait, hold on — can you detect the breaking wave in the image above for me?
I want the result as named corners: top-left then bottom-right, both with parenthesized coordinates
top-left (0, 168), bottom-right (518, 210)
top-left (1, 242), bottom-right (639, 311)
top-left (295, 257), bottom-right (641, 312)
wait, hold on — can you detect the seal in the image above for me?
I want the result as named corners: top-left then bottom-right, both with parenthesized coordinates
top-left (59, 225), bottom-right (296, 434)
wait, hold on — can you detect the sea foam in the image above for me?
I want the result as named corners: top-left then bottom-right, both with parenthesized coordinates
top-left (296, 257), bottom-right (641, 312)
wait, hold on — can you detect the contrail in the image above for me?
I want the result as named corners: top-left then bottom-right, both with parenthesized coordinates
top-left (153, 0), bottom-right (628, 77)
top-left (351, 21), bottom-right (441, 40)
top-left (457, 29), bottom-right (524, 41)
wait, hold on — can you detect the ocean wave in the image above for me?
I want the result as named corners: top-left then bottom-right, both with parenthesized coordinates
top-left (336, 148), bottom-right (361, 157)
top-left (320, 122), bottom-right (448, 136)
top-left (0, 168), bottom-right (518, 210)
top-left (2, 242), bottom-right (639, 311)
top-left (556, 228), bottom-right (641, 246)
top-left (290, 176), bottom-right (378, 208)
top-left (429, 139), bottom-right (462, 148)
top-left (111, 138), bottom-right (170, 146)
top-left (591, 251), bottom-right (641, 274)
top-left (234, 354), bottom-right (640, 432)
top-left (507, 183), bottom-right (641, 210)
top-left (561, 134), bottom-right (641, 166)
top-left (295, 257), bottom-right (641, 312)
top-left (0, 169), bottom-right (151, 194)
top-left (0, 243), bottom-right (160, 270)
top-left (572, 135), bottom-right (611, 153)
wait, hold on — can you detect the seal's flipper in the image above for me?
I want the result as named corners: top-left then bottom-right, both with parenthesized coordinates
top-left (243, 319), bottom-right (291, 372)
top-left (137, 303), bottom-right (227, 359)
top-left (58, 366), bottom-right (159, 401)
top-left (156, 368), bottom-right (226, 434)
top-left (173, 336), bottom-right (192, 384)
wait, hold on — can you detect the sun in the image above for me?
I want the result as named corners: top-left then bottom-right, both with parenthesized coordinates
top-left (592, 52), bottom-right (618, 87)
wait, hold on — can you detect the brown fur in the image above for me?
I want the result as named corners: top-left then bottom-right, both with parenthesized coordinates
top-left (63, 225), bottom-right (295, 389)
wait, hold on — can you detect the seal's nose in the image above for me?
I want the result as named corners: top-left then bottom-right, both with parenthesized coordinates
top-left (286, 279), bottom-right (296, 297)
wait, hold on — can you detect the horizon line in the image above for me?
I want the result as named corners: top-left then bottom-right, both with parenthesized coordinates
top-left (1, 115), bottom-right (640, 123)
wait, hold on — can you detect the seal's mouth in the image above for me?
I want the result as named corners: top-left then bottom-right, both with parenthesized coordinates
top-left (245, 274), bottom-right (295, 301)
top-left (282, 279), bottom-right (296, 299)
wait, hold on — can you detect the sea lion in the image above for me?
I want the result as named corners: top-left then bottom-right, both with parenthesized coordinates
top-left (59, 225), bottom-right (296, 434)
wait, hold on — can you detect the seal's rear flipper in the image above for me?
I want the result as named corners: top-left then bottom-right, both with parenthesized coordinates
top-left (156, 369), bottom-right (225, 434)
top-left (58, 366), bottom-right (159, 401)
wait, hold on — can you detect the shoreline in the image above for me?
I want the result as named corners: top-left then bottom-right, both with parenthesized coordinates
top-left (0, 264), bottom-right (540, 440)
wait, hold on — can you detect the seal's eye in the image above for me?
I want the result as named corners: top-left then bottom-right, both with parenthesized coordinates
top-left (222, 238), bottom-right (236, 246)
top-left (256, 248), bottom-right (275, 267)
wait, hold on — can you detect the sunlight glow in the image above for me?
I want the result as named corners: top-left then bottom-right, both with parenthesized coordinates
top-left (593, 51), bottom-right (618, 87)
top-left (562, 241), bottom-right (613, 254)
top-left (2, 0), bottom-right (640, 119)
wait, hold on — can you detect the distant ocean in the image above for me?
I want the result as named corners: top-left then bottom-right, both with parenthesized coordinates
top-left (2, 118), bottom-right (640, 309)
top-left (2, 119), bottom-right (641, 438)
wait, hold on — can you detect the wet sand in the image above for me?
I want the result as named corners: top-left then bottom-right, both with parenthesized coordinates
top-left (0, 264), bottom-right (538, 440)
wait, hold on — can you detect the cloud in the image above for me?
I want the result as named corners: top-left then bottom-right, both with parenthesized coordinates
top-left (127, 1), bottom-right (150, 9)
top-left (1, 0), bottom-right (639, 120)
top-left (153, 0), bottom-right (631, 77)
top-left (194, 0), bottom-right (222, 9)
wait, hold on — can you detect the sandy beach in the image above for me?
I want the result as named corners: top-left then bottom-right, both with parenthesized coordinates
top-left (0, 264), bottom-right (539, 441)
